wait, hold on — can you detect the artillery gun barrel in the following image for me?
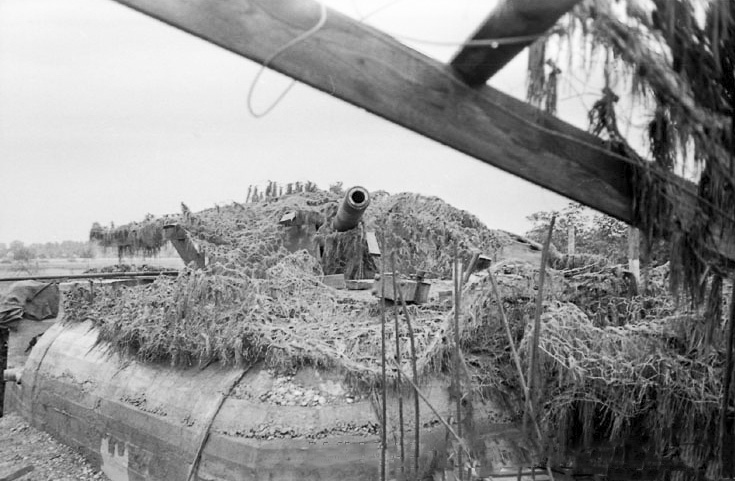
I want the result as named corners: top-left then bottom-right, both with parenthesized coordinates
top-left (332, 186), bottom-right (370, 232)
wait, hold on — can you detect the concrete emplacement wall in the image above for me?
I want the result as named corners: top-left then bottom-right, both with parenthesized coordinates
top-left (4, 320), bottom-right (528, 480)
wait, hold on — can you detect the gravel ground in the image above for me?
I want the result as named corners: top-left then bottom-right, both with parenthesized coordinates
top-left (0, 413), bottom-right (109, 481)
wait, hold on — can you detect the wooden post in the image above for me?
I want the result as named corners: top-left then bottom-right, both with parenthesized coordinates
top-left (628, 226), bottom-right (641, 296)
top-left (567, 223), bottom-right (575, 256)
top-left (628, 226), bottom-right (640, 294)
top-left (640, 238), bottom-right (650, 295)
top-left (0, 327), bottom-right (8, 418)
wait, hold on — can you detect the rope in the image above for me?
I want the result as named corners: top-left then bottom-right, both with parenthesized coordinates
top-left (247, 0), bottom-right (539, 118)
top-left (186, 365), bottom-right (252, 481)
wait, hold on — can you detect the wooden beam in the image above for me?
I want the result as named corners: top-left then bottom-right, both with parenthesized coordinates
top-left (163, 224), bottom-right (206, 268)
top-left (450, 0), bottom-right (582, 85)
top-left (108, 0), bottom-right (735, 263)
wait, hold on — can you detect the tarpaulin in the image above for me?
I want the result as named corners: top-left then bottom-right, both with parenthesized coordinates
top-left (0, 281), bottom-right (60, 326)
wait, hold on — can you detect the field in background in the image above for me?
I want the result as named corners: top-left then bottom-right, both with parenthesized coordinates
top-left (0, 256), bottom-right (184, 292)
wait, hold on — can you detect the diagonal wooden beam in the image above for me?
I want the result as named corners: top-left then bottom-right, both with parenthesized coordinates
top-left (450, 0), bottom-right (582, 86)
top-left (108, 0), bottom-right (735, 263)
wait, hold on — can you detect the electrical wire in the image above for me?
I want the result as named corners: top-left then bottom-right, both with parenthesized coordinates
top-left (245, 2), bottom-right (735, 232)
top-left (247, 0), bottom-right (542, 117)
top-left (246, 2), bottom-right (327, 118)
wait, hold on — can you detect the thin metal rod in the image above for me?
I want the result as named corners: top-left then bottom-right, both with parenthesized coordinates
top-left (526, 216), bottom-right (555, 430)
top-left (380, 254), bottom-right (387, 481)
top-left (391, 359), bottom-right (472, 461)
top-left (393, 253), bottom-right (420, 475)
top-left (489, 273), bottom-right (530, 404)
top-left (720, 276), bottom-right (735, 477)
top-left (0, 327), bottom-right (8, 418)
top-left (489, 271), bottom-right (555, 481)
top-left (0, 271), bottom-right (179, 282)
top-left (453, 243), bottom-right (464, 480)
top-left (390, 262), bottom-right (405, 474)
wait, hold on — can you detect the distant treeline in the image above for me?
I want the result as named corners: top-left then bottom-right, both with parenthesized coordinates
top-left (0, 240), bottom-right (95, 260)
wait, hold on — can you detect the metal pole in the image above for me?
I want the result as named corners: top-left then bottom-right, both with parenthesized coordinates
top-left (390, 263), bottom-right (405, 475)
top-left (0, 271), bottom-right (179, 282)
top-left (526, 216), bottom-right (555, 430)
top-left (393, 253), bottom-right (420, 475)
top-left (719, 277), bottom-right (735, 477)
top-left (0, 327), bottom-right (8, 418)
top-left (380, 254), bottom-right (387, 481)
top-left (453, 244), bottom-right (464, 480)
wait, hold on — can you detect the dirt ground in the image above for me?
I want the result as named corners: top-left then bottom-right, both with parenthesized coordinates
top-left (0, 413), bottom-right (109, 481)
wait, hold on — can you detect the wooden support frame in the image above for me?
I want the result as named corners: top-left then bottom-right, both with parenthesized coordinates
top-left (109, 0), bottom-right (735, 263)
top-left (163, 224), bottom-right (206, 268)
top-left (450, 0), bottom-right (582, 86)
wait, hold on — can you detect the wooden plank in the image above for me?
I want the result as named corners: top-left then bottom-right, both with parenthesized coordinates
top-left (319, 274), bottom-right (346, 289)
top-left (279, 211), bottom-right (298, 226)
top-left (450, 0), bottom-right (582, 85)
top-left (365, 231), bottom-right (380, 256)
top-left (108, 0), bottom-right (735, 263)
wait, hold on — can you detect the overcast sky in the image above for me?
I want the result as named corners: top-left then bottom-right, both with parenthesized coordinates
top-left (0, 0), bottom-right (615, 245)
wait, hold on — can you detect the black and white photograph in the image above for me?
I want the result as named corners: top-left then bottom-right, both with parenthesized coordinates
top-left (1, 0), bottom-right (734, 480)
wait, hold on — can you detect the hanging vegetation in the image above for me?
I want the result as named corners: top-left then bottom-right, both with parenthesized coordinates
top-left (527, 0), bottom-right (735, 302)
top-left (521, 3), bottom-right (735, 475)
top-left (89, 215), bottom-right (167, 260)
top-left (463, 260), bottom-right (731, 478)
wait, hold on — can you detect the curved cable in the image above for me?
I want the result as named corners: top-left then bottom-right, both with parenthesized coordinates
top-left (246, 2), bottom-right (327, 118)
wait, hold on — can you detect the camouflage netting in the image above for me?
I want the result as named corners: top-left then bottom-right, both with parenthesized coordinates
top-left (65, 251), bottom-right (451, 385)
top-left (90, 215), bottom-right (165, 259)
top-left (368, 193), bottom-right (509, 278)
top-left (74, 187), bottom-right (509, 386)
top-left (462, 259), bottom-right (733, 479)
top-left (89, 189), bottom-right (510, 278)
top-left (78, 185), bottom-right (732, 476)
